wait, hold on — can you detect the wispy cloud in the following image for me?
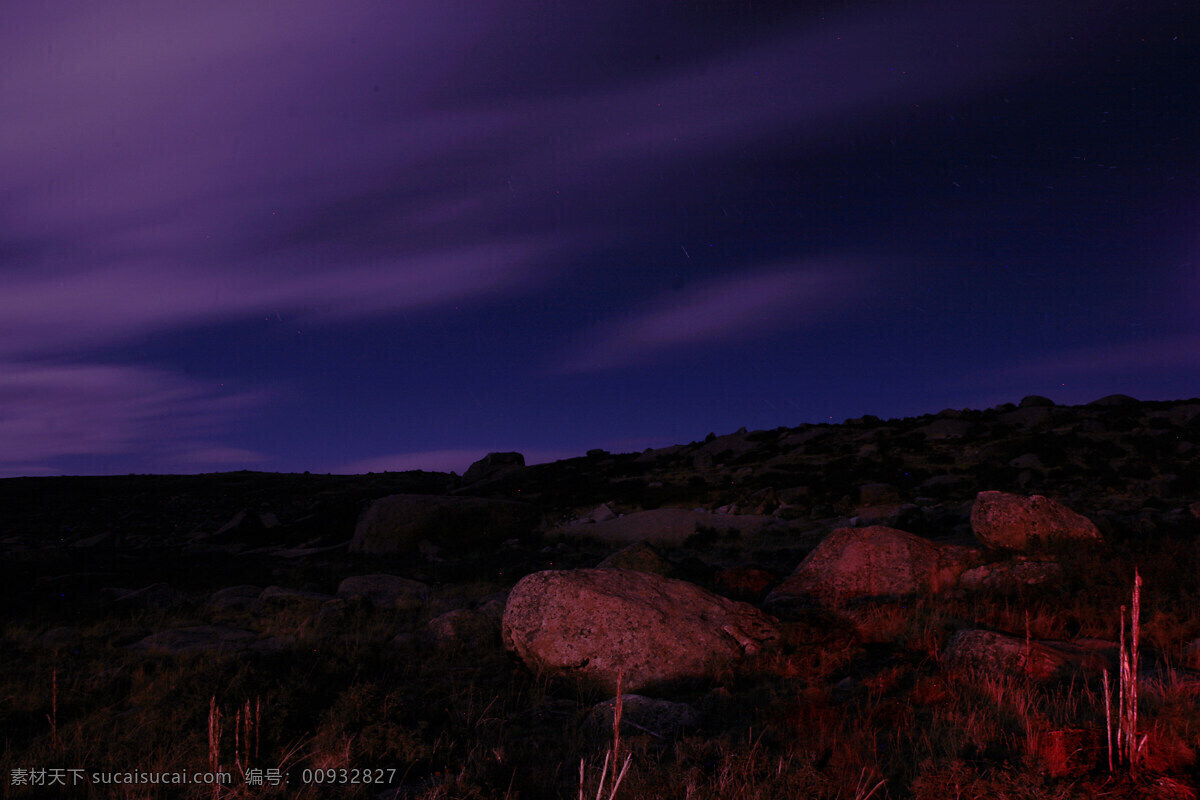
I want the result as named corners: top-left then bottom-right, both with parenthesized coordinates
top-left (987, 334), bottom-right (1200, 380)
top-left (560, 261), bottom-right (876, 372)
top-left (1, 1), bottom-right (1095, 347)
top-left (0, 242), bottom-right (548, 358)
top-left (0, 1), bottom-right (1092, 365)
top-left (0, 361), bottom-right (269, 477)
top-left (0, 0), bottom-right (1130, 473)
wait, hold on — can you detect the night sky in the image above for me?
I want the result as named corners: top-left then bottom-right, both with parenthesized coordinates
top-left (2, 1), bottom-right (1197, 477)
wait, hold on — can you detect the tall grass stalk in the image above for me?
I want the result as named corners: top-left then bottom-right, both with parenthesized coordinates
top-left (46, 662), bottom-right (59, 749)
top-left (853, 767), bottom-right (886, 800)
top-left (234, 697), bottom-right (261, 778)
top-left (208, 696), bottom-right (223, 799)
top-left (1107, 569), bottom-right (1144, 776)
top-left (1103, 668), bottom-right (1113, 772)
top-left (579, 672), bottom-right (632, 800)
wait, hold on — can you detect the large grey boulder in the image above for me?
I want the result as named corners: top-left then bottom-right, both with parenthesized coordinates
top-left (970, 491), bottom-right (1101, 551)
top-left (349, 494), bottom-right (539, 554)
top-left (765, 526), bottom-right (978, 607)
top-left (502, 568), bottom-right (781, 695)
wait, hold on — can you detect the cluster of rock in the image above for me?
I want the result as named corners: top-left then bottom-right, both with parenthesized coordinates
top-left (8, 393), bottom-right (1200, 754)
top-left (495, 488), bottom-right (1113, 702)
top-left (78, 487), bottom-right (1104, 699)
top-left (763, 490), bottom-right (1100, 609)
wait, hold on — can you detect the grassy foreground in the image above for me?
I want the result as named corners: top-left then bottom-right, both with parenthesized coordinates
top-left (4, 532), bottom-right (1200, 799)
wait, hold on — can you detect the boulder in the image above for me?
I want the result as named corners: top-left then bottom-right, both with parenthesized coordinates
top-left (259, 586), bottom-right (338, 610)
top-left (502, 568), bottom-right (781, 695)
top-left (970, 491), bottom-right (1101, 551)
top-left (127, 626), bottom-right (257, 655)
top-left (596, 541), bottom-right (678, 577)
top-left (205, 509), bottom-right (273, 543)
top-left (917, 474), bottom-right (972, 496)
top-left (859, 483), bottom-right (900, 506)
top-left (1089, 394), bottom-right (1139, 407)
top-left (918, 418), bottom-right (973, 440)
top-left (944, 629), bottom-right (1108, 682)
top-left (1008, 453), bottom-right (1046, 471)
top-left (336, 574), bottom-right (429, 611)
top-left (476, 592), bottom-right (508, 623)
top-left (850, 502), bottom-right (917, 529)
top-left (714, 567), bottom-right (777, 600)
top-left (349, 494), bottom-right (539, 554)
top-left (35, 626), bottom-right (82, 650)
top-left (765, 526), bottom-right (977, 607)
top-left (462, 452), bottom-right (525, 484)
top-left (999, 406), bottom-right (1055, 429)
top-left (549, 508), bottom-right (785, 547)
top-left (249, 635), bottom-right (298, 653)
top-left (301, 599), bottom-right (348, 640)
top-left (956, 559), bottom-right (1065, 592)
top-left (572, 503), bottom-right (617, 525)
top-left (108, 582), bottom-right (188, 611)
top-left (584, 695), bottom-right (700, 741)
top-left (206, 585), bottom-right (264, 612)
top-left (691, 430), bottom-right (757, 463)
top-left (427, 609), bottom-right (497, 649)
top-left (1019, 395), bottom-right (1056, 407)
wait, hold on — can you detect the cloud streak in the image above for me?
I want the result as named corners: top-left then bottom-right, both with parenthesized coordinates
top-left (1, 1), bottom-right (1104, 365)
top-left (561, 261), bottom-right (876, 372)
top-left (0, 0), bottom-right (1162, 475)
top-left (0, 241), bottom-right (548, 358)
top-left (0, 361), bottom-right (269, 477)
top-left (987, 335), bottom-right (1200, 381)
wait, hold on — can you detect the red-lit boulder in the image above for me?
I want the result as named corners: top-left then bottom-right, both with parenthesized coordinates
top-left (970, 491), bottom-right (1101, 552)
top-left (765, 526), bottom-right (977, 607)
top-left (502, 568), bottom-right (781, 695)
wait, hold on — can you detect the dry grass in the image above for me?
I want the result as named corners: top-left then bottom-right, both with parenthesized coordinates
top-left (5, 542), bottom-right (1200, 799)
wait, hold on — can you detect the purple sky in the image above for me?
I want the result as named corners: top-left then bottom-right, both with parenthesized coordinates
top-left (2, 1), bottom-right (1197, 477)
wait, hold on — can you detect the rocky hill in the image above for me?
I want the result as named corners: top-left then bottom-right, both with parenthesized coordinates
top-left (2, 393), bottom-right (1199, 799)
